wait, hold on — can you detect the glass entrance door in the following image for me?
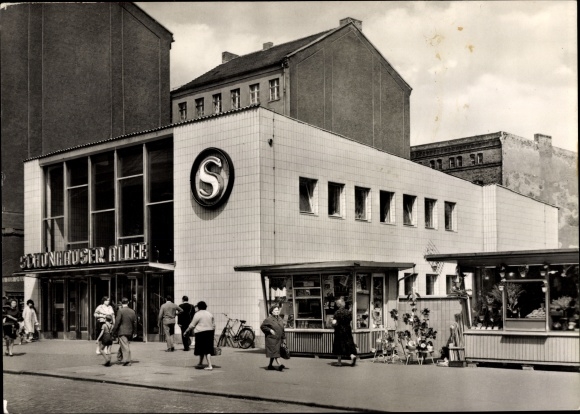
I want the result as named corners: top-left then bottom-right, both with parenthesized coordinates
top-left (115, 273), bottom-right (144, 341)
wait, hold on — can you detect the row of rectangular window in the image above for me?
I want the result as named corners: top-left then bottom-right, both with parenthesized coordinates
top-left (300, 177), bottom-right (457, 231)
top-left (177, 78), bottom-right (280, 121)
top-left (403, 273), bottom-right (462, 296)
top-left (429, 153), bottom-right (483, 169)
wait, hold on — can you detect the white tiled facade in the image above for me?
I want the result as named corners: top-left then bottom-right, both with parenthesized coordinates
top-left (172, 107), bottom-right (558, 330)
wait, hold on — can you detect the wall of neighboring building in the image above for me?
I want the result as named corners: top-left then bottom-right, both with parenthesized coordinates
top-left (1, 2), bottom-right (172, 277)
top-left (289, 25), bottom-right (411, 159)
top-left (500, 133), bottom-right (578, 248)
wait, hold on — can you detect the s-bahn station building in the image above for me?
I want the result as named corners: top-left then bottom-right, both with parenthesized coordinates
top-left (20, 105), bottom-right (572, 363)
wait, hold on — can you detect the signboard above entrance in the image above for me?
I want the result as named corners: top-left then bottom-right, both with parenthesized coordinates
top-left (19, 242), bottom-right (148, 270)
top-left (190, 147), bottom-right (235, 209)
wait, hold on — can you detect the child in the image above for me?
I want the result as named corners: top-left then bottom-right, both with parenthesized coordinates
top-left (95, 315), bottom-right (113, 366)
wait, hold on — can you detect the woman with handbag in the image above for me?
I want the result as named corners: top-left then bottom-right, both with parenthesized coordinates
top-left (3, 299), bottom-right (22, 357)
top-left (260, 305), bottom-right (287, 371)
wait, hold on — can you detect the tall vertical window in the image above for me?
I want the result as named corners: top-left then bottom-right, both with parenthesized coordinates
top-left (429, 160), bottom-right (435, 169)
top-left (67, 158), bottom-right (89, 249)
top-left (231, 89), bottom-right (240, 110)
top-left (449, 157), bottom-right (455, 168)
top-left (403, 194), bottom-right (416, 226)
top-left (269, 78), bottom-right (280, 101)
top-left (477, 153), bottom-right (483, 164)
top-left (404, 273), bottom-right (416, 296)
top-left (424, 198), bottom-right (437, 229)
top-left (436, 159), bottom-right (442, 169)
top-left (91, 152), bottom-right (115, 248)
top-left (195, 98), bottom-right (204, 117)
top-left (445, 201), bottom-right (456, 231)
top-left (147, 139), bottom-right (174, 263)
top-left (118, 146), bottom-right (144, 244)
top-left (178, 102), bottom-right (187, 121)
top-left (456, 156), bottom-right (463, 167)
top-left (212, 93), bottom-right (222, 113)
top-left (43, 165), bottom-right (65, 251)
top-left (328, 182), bottom-right (344, 218)
top-left (250, 84), bottom-right (260, 104)
top-left (470, 154), bottom-right (476, 165)
top-left (299, 177), bottom-right (318, 214)
top-left (354, 186), bottom-right (370, 221)
top-left (380, 191), bottom-right (395, 224)
top-left (426, 274), bottom-right (438, 296)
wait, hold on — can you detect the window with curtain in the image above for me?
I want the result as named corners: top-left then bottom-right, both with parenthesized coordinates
top-left (403, 194), bottom-right (416, 226)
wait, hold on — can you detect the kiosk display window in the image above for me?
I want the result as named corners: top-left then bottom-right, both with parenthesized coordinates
top-left (267, 272), bottom-right (387, 330)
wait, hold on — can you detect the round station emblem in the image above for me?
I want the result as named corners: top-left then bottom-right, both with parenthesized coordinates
top-left (190, 148), bottom-right (235, 209)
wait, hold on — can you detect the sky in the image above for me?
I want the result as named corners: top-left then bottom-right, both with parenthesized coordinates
top-left (136, 1), bottom-right (578, 152)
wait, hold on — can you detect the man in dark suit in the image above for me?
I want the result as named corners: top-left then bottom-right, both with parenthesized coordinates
top-left (177, 295), bottom-right (195, 351)
top-left (112, 297), bottom-right (137, 366)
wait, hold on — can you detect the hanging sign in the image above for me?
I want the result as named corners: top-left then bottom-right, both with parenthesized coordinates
top-left (190, 147), bottom-right (235, 209)
top-left (19, 242), bottom-right (148, 270)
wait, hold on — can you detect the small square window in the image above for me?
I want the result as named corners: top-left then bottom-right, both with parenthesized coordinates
top-left (380, 191), bottom-right (395, 224)
top-left (195, 98), bottom-right (204, 117)
top-left (178, 102), bottom-right (187, 121)
top-left (354, 186), bottom-right (370, 221)
top-left (426, 274), bottom-right (438, 296)
top-left (212, 93), bottom-right (222, 113)
top-left (403, 194), bottom-right (416, 226)
top-left (328, 182), bottom-right (345, 218)
top-left (445, 201), bottom-right (456, 231)
top-left (269, 78), bottom-right (280, 101)
top-left (446, 274), bottom-right (464, 294)
top-left (425, 198), bottom-right (437, 229)
top-left (299, 177), bottom-right (318, 214)
top-left (250, 84), bottom-right (260, 104)
top-left (231, 89), bottom-right (240, 110)
top-left (404, 273), bottom-right (416, 296)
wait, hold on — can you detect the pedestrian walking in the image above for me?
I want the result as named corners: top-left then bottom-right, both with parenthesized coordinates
top-left (112, 297), bottom-right (137, 366)
top-left (177, 296), bottom-right (195, 351)
top-left (94, 296), bottom-right (115, 355)
top-left (260, 305), bottom-right (287, 371)
top-left (158, 295), bottom-right (183, 352)
top-left (331, 297), bottom-right (357, 367)
top-left (21, 299), bottom-right (39, 343)
top-left (96, 315), bottom-right (114, 366)
top-left (2, 299), bottom-right (22, 357)
top-left (183, 301), bottom-right (215, 371)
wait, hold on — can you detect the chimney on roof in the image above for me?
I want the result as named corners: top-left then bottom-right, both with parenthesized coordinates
top-left (222, 51), bottom-right (239, 63)
top-left (339, 17), bottom-right (362, 31)
top-left (534, 133), bottom-right (552, 152)
top-left (263, 42), bottom-right (274, 50)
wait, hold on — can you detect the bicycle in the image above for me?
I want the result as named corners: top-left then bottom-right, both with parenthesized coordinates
top-left (217, 313), bottom-right (255, 349)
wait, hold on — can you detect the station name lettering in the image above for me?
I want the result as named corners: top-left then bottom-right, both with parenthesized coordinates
top-left (19, 243), bottom-right (148, 270)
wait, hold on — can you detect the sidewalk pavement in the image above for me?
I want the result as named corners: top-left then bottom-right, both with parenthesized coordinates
top-left (3, 339), bottom-right (580, 412)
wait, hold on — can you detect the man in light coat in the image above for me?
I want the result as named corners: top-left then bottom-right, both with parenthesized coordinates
top-left (158, 295), bottom-right (183, 352)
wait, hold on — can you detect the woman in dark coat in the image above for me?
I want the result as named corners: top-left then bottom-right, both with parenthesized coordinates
top-left (260, 305), bottom-right (286, 371)
top-left (3, 299), bottom-right (22, 357)
top-left (331, 297), bottom-right (357, 366)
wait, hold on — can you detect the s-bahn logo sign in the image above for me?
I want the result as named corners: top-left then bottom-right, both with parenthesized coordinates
top-left (190, 147), bottom-right (235, 209)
